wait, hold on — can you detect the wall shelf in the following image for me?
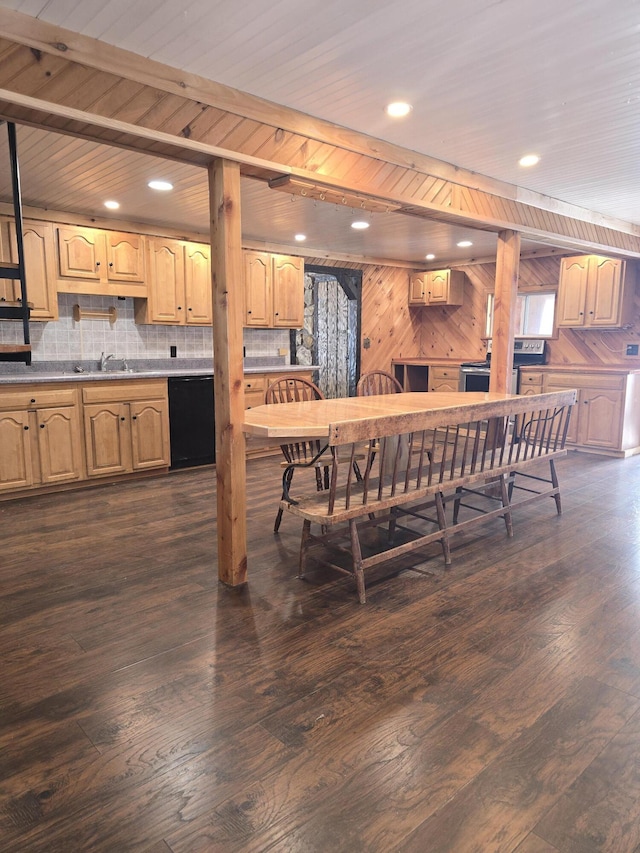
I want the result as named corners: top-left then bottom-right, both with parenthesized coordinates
top-left (73, 304), bottom-right (117, 323)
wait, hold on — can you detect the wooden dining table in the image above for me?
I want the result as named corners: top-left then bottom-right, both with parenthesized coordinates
top-left (243, 390), bottom-right (517, 441)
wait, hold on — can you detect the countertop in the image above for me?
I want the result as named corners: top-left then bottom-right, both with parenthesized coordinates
top-left (519, 364), bottom-right (640, 374)
top-left (0, 362), bottom-right (319, 385)
top-left (391, 357), bottom-right (469, 366)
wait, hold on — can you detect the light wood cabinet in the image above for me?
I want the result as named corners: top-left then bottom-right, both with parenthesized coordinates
top-left (556, 255), bottom-right (635, 329)
top-left (0, 218), bottom-right (12, 303)
top-left (429, 366), bottom-right (458, 392)
top-left (408, 269), bottom-right (464, 307)
top-left (137, 238), bottom-right (183, 324)
top-left (184, 242), bottom-right (212, 324)
top-left (518, 370), bottom-right (544, 396)
top-left (244, 371), bottom-right (313, 456)
top-left (0, 407), bottom-right (33, 491)
top-left (244, 250), bottom-right (304, 327)
top-left (272, 254), bottom-right (305, 326)
top-left (542, 370), bottom-right (640, 455)
top-left (56, 225), bottom-right (147, 297)
top-left (82, 380), bottom-right (170, 477)
top-left (392, 360), bottom-right (462, 392)
top-left (135, 238), bottom-right (212, 325)
top-left (0, 218), bottom-right (58, 320)
top-left (0, 385), bottom-right (83, 493)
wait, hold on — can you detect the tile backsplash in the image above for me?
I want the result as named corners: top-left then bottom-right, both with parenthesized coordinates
top-left (0, 293), bottom-right (291, 364)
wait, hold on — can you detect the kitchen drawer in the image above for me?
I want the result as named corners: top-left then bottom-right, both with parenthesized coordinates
top-left (0, 386), bottom-right (77, 410)
top-left (544, 372), bottom-right (625, 391)
top-left (520, 371), bottom-right (543, 387)
top-left (82, 379), bottom-right (167, 404)
top-left (245, 389), bottom-right (266, 409)
top-left (430, 366), bottom-right (457, 381)
top-left (244, 376), bottom-right (266, 394)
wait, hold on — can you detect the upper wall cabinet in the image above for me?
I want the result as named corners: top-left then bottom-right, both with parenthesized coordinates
top-left (408, 268), bottom-right (464, 307)
top-left (134, 237), bottom-right (212, 326)
top-left (556, 255), bottom-right (635, 329)
top-left (0, 218), bottom-right (58, 320)
top-left (56, 225), bottom-right (147, 297)
top-left (244, 250), bottom-right (304, 328)
top-left (184, 242), bottom-right (213, 324)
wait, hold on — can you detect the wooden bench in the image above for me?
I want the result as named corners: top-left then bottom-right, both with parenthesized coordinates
top-left (281, 390), bottom-right (577, 603)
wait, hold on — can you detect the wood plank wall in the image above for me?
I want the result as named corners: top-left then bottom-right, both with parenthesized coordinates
top-left (308, 254), bottom-right (640, 370)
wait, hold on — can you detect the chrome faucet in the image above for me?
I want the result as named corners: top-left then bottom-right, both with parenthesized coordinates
top-left (100, 352), bottom-right (115, 371)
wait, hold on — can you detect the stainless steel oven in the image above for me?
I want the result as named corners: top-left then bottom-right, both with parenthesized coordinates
top-left (459, 362), bottom-right (518, 393)
top-left (459, 339), bottom-right (546, 393)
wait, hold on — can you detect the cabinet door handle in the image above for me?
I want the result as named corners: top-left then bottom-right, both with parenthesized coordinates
top-left (109, 262), bottom-right (114, 267)
top-left (40, 423), bottom-right (45, 429)
top-left (31, 398), bottom-right (36, 403)
top-left (188, 307), bottom-right (192, 311)
top-left (96, 261), bottom-right (100, 267)
top-left (177, 306), bottom-right (182, 310)
top-left (121, 416), bottom-right (126, 421)
top-left (23, 425), bottom-right (29, 431)
top-left (132, 415), bottom-right (137, 420)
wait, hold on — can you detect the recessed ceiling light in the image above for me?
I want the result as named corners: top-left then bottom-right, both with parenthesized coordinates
top-left (425, 253), bottom-right (435, 261)
top-left (294, 233), bottom-right (306, 242)
top-left (519, 154), bottom-right (540, 167)
top-left (148, 180), bottom-right (173, 191)
top-left (351, 221), bottom-right (370, 230)
top-left (457, 240), bottom-right (473, 248)
top-left (104, 200), bottom-right (120, 210)
top-left (386, 102), bottom-right (412, 118)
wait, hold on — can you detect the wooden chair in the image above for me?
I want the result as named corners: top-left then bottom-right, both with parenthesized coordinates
top-left (265, 375), bottom-right (331, 533)
top-left (356, 370), bottom-right (405, 470)
top-left (356, 370), bottom-right (404, 396)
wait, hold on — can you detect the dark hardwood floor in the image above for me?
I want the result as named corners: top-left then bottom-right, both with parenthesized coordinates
top-left (2, 450), bottom-right (640, 851)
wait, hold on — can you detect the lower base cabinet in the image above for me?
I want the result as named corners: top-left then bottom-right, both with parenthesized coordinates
top-left (0, 370), bottom-right (315, 499)
top-left (0, 379), bottom-right (171, 498)
top-left (0, 386), bottom-right (83, 493)
top-left (429, 366), bottom-right (458, 392)
top-left (244, 371), bottom-right (313, 457)
top-left (82, 380), bottom-right (170, 477)
top-left (541, 370), bottom-right (640, 456)
top-left (392, 360), bottom-right (461, 392)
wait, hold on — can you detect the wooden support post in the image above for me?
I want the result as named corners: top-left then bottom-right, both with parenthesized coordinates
top-left (209, 158), bottom-right (247, 587)
top-left (490, 229), bottom-right (521, 394)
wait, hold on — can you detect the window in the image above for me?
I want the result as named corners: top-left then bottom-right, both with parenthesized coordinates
top-left (485, 291), bottom-right (556, 338)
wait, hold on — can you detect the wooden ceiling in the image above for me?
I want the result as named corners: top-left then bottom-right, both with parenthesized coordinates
top-left (0, 125), bottom-right (530, 265)
top-left (0, 0), bottom-right (638, 264)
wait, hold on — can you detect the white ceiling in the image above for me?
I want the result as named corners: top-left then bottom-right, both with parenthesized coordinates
top-left (0, 0), bottom-right (638, 264)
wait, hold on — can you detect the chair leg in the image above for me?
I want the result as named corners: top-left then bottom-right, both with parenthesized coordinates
top-left (275, 468), bottom-right (294, 533)
top-left (298, 519), bottom-right (312, 578)
top-left (349, 519), bottom-right (366, 604)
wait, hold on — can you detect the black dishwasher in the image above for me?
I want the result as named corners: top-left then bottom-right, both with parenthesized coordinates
top-left (168, 376), bottom-right (215, 468)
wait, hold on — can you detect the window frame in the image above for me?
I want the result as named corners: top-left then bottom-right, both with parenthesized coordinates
top-left (485, 290), bottom-right (556, 339)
